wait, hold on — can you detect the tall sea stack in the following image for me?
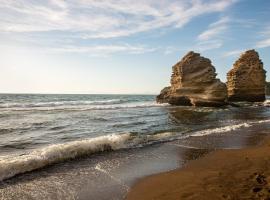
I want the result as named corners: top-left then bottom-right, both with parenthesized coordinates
top-left (157, 51), bottom-right (227, 107)
top-left (227, 50), bottom-right (266, 102)
top-left (266, 82), bottom-right (270, 96)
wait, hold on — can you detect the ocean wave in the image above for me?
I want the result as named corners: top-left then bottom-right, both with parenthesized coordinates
top-left (190, 123), bottom-right (251, 137)
top-left (112, 121), bottom-right (146, 128)
top-left (49, 125), bottom-right (69, 131)
top-left (0, 118), bottom-right (269, 181)
top-left (0, 131), bottom-right (180, 181)
top-left (263, 100), bottom-right (270, 107)
top-left (0, 133), bottom-right (131, 181)
top-left (0, 102), bottom-right (169, 111)
top-left (256, 119), bottom-right (270, 123)
top-left (190, 119), bottom-right (270, 137)
top-left (0, 128), bottom-right (16, 135)
top-left (0, 99), bottom-right (128, 109)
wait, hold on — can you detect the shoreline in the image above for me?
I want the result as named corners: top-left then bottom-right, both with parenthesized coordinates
top-left (126, 135), bottom-right (270, 200)
top-left (0, 129), bottom-right (269, 199)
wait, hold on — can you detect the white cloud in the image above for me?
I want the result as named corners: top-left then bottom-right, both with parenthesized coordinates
top-left (50, 44), bottom-right (158, 56)
top-left (0, 0), bottom-right (238, 56)
top-left (222, 49), bottom-right (244, 57)
top-left (0, 0), bottom-right (237, 38)
top-left (198, 25), bottom-right (227, 41)
top-left (162, 40), bottom-right (223, 55)
top-left (0, 41), bottom-right (158, 57)
top-left (198, 16), bottom-right (229, 41)
top-left (255, 26), bottom-right (270, 48)
top-left (260, 27), bottom-right (270, 37)
top-left (256, 38), bottom-right (270, 48)
top-left (164, 46), bottom-right (180, 55)
top-left (195, 16), bottom-right (230, 51)
top-left (196, 40), bottom-right (223, 51)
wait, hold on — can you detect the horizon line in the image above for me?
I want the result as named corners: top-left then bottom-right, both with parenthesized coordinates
top-left (0, 92), bottom-right (158, 95)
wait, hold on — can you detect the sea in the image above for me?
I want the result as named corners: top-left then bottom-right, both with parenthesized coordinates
top-left (0, 94), bottom-right (270, 199)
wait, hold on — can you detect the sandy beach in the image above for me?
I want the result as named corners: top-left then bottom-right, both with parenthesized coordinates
top-left (126, 136), bottom-right (270, 200)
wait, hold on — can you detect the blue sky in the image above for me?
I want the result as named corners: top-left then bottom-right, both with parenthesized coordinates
top-left (0, 0), bottom-right (269, 94)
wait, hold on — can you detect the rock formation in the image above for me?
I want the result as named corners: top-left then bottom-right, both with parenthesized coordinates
top-left (157, 51), bottom-right (227, 107)
top-left (266, 82), bottom-right (270, 96)
top-left (227, 50), bottom-right (266, 102)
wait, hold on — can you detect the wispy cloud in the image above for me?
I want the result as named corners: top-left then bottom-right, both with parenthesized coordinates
top-left (198, 17), bottom-right (229, 41)
top-left (196, 40), bottom-right (223, 51)
top-left (0, 0), bottom-right (237, 38)
top-left (223, 24), bottom-right (270, 57)
top-left (255, 26), bottom-right (270, 48)
top-left (222, 49), bottom-right (244, 57)
top-left (50, 44), bottom-right (158, 56)
top-left (0, 0), bottom-right (238, 57)
top-left (195, 16), bottom-right (230, 51)
top-left (164, 46), bottom-right (178, 55)
top-left (256, 39), bottom-right (270, 48)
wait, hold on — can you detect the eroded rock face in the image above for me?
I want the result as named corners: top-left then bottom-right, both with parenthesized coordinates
top-left (266, 82), bottom-right (270, 96)
top-left (227, 50), bottom-right (266, 102)
top-left (157, 51), bottom-right (227, 107)
top-left (156, 86), bottom-right (171, 103)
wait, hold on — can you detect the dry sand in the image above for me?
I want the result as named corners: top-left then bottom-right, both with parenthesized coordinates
top-left (126, 137), bottom-right (270, 200)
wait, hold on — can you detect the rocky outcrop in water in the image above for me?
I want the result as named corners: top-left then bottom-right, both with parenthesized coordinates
top-left (266, 82), bottom-right (270, 96)
top-left (157, 51), bottom-right (227, 107)
top-left (227, 50), bottom-right (266, 102)
top-left (156, 86), bottom-right (171, 103)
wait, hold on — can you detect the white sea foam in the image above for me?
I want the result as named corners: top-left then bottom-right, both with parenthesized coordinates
top-left (190, 119), bottom-right (270, 137)
top-left (95, 163), bottom-right (129, 191)
top-left (263, 100), bottom-right (270, 107)
top-left (0, 99), bottom-right (127, 109)
top-left (0, 131), bottom-right (178, 181)
top-left (191, 123), bottom-right (251, 137)
top-left (0, 118), bottom-right (269, 181)
top-left (0, 133), bottom-right (131, 181)
top-left (0, 101), bottom-right (169, 111)
top-left (256, 119), bottom-right (270, 123)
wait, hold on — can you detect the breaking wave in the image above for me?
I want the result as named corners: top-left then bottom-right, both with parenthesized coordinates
top-left (0, 101), bottom-right (168, 111)
top-left (263, 100), bottom-right (270, 107)
top-left (0, 134), bottom-right (131, 181)
top-left (0, 119), bottom-right (269, 181)
top-left (191, 123), bottom-right (252, 137)
top-left (191, 119), bottom-right (270, 137)
top-left (0, 99), bottom-right (127, 108)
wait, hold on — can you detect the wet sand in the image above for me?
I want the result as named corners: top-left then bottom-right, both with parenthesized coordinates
top-left (126, 136), bottom-right (270, 200)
